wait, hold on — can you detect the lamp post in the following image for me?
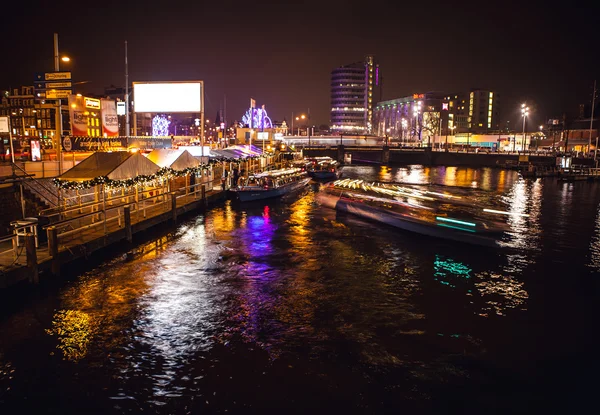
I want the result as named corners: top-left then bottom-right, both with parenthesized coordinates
top-left (385, 128), bottom-right (390, 146)
top-left (538, 125), bottom-right (543, 152)
top-left (295, 114), bottom-right (305, 139)
top-left (521, 103), bottom-right (529, 152)
top-left (413, 102), bottom-right (422, 146)
top-left (447, 125), bottom-right (455, 151)
top-left (401, 118), bottom-right (407, 147)
top-left (53, 33), bottom-right (71, 174)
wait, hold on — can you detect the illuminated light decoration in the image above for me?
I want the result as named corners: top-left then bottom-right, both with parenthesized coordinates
top-left (152, 115), bottom-right (171, 137)
top-left (435, 216), bottom-right (477, 227)
top-left (436, 223), bottom-right (476, 233)
top-left (52, 154), bottom-right (272, 190)
top-left (241, 106), bottom-right (273, 129)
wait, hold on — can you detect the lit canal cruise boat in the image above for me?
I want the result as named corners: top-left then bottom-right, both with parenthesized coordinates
top-left (315, 179), bottom-right (526, 248)
top-left (230, 168), bottom-right (311, 202)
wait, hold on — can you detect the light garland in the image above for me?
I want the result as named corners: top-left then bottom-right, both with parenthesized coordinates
top-left (52, 154), bottom-right (271, 190)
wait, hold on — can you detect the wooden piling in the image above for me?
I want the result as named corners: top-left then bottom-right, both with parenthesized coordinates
top-left (25, 233), bottom-right (38, 284)
top-left (124, 206), bottom-right (132, 242)
top-left (171, 193), bottom-right (177, 222)
top-left (201, 185), bottom-right (207, 208)
top-left (47, 226), bottom-right (60, 276)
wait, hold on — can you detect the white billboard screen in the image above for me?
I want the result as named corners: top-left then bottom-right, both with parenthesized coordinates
top-left (133, 82), bottom-right (202, 113)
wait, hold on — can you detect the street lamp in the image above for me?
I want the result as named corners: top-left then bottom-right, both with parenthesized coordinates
top-left (413, 101), bottom-right (422, 145)
top-left (521, 103), bottom-right (529, 151)
top-left (295, 114), bottom-right (306, 136)
top-left (447, 125), bottom-right (456, 151)
top-left (53, 33), bottom-right (71, 174)
top-left (401, 118), bottom-right (407, 146)
top-left (385, 128), bottom-right (391, 146)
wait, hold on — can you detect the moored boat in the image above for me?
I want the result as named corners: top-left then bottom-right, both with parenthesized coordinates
top-left (230, 168), bottom-right (311, 202)
top-left (315, 179), bottom-right (516, 248)
top-left (306, 157), bottom-right (341, 181)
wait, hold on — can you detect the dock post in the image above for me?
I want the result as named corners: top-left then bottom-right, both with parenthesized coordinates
top-left (382, 146), bottom-right (390, 164)
top-left (25, 233), bottom-right (39, 284)
top-left (201, 184), bottom-right (207, 208)
top-left (124, 206), bottom-right (132, 242)
top-left (171, 193), bottom-right (177, 222)
top-left (48, 226), bottom-right (60, 276)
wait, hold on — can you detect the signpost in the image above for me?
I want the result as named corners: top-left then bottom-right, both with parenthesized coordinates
top-left (33, 71), bottom-right (73, 175)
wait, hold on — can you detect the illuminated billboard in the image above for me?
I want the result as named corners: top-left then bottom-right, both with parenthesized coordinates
top-left (133, 81), bottom-right (202, 113)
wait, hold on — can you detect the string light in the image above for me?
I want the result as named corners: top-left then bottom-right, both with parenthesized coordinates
top-left (52, 155), bottom-right (270, 190)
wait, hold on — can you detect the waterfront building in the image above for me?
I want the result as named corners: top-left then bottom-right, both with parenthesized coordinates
top-left (373, 92), bottom-right (451, 146)
top-left (330, 55), bottom-right (381, 134)
top-left (374, 89), bottom-right (501, 146)
top-left (0, 86), bottom-right (58, 151)
top-left (468, 89), bottom-right (501, 133)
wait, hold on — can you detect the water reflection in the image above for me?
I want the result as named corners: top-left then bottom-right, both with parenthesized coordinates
top-left (46, 310), bottom-right (96, 361)
top-left (1, 164), bottom-right (599, 413)
top-left (433, 255), bottom-right (472, 289)
top-left (474, 271), bottom-right (529, 317)
top-left (588, 203), bottom-right (600, 270)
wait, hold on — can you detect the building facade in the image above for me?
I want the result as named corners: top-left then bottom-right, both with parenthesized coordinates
top-left (373, 89), bottom-right (501, 145)
top-left (0, 86), bottom-right (59, 150)
top-left (330, 55), bottom-right (381, 134)
top-left (468, 89), bottom-right (501, 133)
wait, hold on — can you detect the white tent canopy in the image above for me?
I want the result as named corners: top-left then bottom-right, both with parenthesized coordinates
top-left (59, 151), bottom-right (160, 181)
top-left (146, 148), bottom-right (200, 170)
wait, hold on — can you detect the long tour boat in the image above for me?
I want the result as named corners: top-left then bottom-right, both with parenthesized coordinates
top-left (315, 179), bottom-right (525, 248)
top-left (230, 168), bottom-right (311, 202)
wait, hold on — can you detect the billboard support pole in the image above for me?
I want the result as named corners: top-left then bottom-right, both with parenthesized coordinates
top-left (200, 81), bottom-right (205, 152)
top-left (125, 41), bottom-right (130, 138)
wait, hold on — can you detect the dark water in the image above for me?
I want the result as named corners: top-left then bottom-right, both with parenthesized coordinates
top-left (1, 165), bottom-right (599, 414)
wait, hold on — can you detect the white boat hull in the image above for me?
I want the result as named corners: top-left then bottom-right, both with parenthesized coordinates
top-left (315, 191), bottom-right (502, 248)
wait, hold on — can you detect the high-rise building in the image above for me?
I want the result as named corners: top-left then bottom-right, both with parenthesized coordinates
top-left (468, 89), bottom-right (500, 133)
top-left (330, 55), bottom-right (381, 134)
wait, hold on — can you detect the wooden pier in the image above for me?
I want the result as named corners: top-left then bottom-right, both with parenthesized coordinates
top-left (0, 181), bottom-right (226, 289)
top-left (557, 166), bottom-right (600, 181)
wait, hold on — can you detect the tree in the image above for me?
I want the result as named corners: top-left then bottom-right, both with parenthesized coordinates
top-left (422, 111), bottom-right (441, 147)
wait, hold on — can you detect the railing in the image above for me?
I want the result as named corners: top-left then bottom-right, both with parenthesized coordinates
top-left (9, 162), bottom-right (59, 207)
top-left (0, 234), bottom-right (19, 261)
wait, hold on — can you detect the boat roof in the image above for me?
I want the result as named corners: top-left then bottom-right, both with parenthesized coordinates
top-left (252, 168), bottom-right (303, 178)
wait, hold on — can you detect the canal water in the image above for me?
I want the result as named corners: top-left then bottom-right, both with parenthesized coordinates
top-left (1, 165), bottom-right (599, 414)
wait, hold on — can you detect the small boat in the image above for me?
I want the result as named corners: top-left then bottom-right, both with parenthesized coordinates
top-left (230, 168), bottom-right (311, 202)
top-left (306, 157), bottom-right (342, 181)
top-left (315, 179), bottom-right (511, 248)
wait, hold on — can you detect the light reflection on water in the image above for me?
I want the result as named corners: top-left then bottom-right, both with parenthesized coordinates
top-left (0, 164), bottom-right (599, 413)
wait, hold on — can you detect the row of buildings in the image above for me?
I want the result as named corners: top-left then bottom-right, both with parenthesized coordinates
top-left (330, 55), bottom-right (500, 136)
top-left (330, 55), bottom-right (598, 151)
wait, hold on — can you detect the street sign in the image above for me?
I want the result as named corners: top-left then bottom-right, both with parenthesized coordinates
top-left (117, 101), bottom-right (126, 115)
top-left (46, 89), bottom-right (72, 99)
top-left (46, 82), bottom-right (72, 89)
top-left (34, 72), bottom-right (71, 81)
top-left (34, 81), bottom-right (72, 91)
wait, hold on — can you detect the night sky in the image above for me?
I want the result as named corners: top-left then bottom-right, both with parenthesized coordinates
top-left (1, 0), bottom-right (598, 130)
